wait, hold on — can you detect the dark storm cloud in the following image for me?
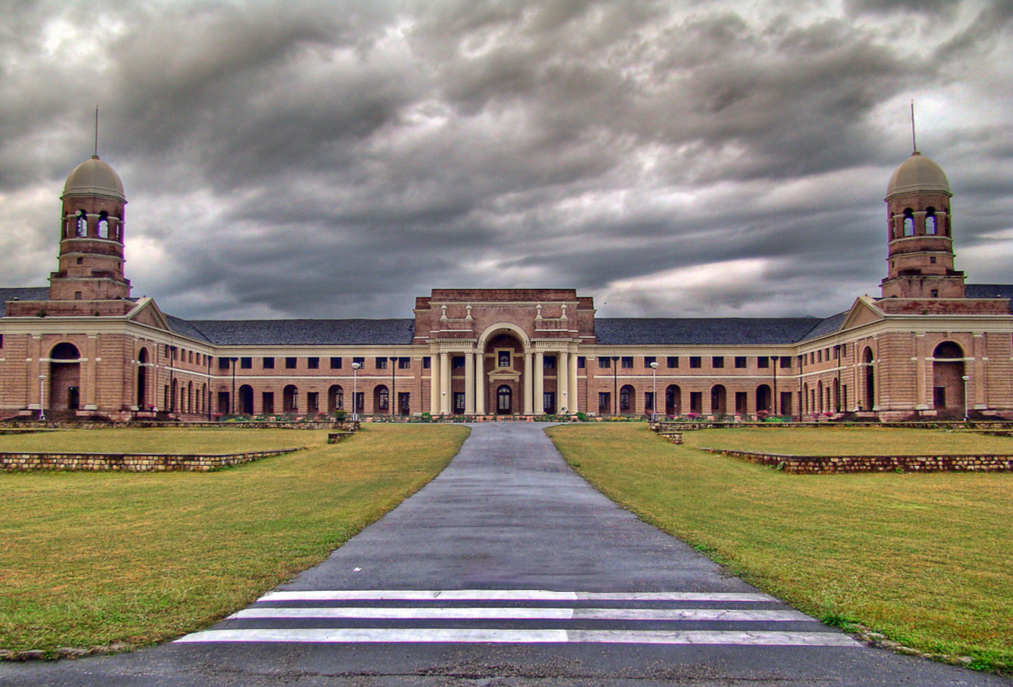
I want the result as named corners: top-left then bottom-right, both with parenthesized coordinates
top-left (1, 0), bottom-right (1012, 320)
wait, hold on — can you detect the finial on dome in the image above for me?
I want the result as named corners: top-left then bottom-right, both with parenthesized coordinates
top-left (93, 105), bottom-right (101, 158)
top-left (911, 99), bottom-right (919, 155)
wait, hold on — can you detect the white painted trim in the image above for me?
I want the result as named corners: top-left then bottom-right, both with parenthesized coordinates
top-left (258, 590), bottom-right (777, 603)
top-left (230, 607), bottom-right (811, 622)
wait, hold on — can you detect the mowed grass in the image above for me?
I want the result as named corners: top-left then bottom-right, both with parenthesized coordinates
top-left (0, 427), bottom-right (316, 454)
top-left (686, 426), bottom-right (1013, 456)
top-left (548, 424), bottom-right (1013, 673)
top-left (0, 425), bottom-right (468, 654)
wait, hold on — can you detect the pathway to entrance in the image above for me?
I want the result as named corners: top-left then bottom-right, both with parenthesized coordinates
top-left (2, 424), bottom-right (1009, 686)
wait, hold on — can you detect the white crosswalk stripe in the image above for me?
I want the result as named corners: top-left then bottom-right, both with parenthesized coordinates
top-left (175, 588), bottom-right (861, 648)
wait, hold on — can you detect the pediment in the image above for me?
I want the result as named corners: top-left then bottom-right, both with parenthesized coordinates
top-left (841, 296), bottom-right (885, 331)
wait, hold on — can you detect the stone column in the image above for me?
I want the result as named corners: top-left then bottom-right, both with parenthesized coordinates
top-left (558, 350), bottom-right (569, 413)
top-left (915, 334), bottom-right (927, 409)
top-left (475, 352), bottom-right (485, 415)
top-left (534, 351), bottom-right (544, 415)
top-left (973, 333), bottom-right (986, 408)
top-left (439, 351), bottom-right (450, 414)
top-left (464, 351), bottom-right (475, 415)
top-left (523, 351), bottom-right (533, 415)
top-left (569, 351), bottom-right (579, 414)
top-left (429, 352), bottom-right (440, 414)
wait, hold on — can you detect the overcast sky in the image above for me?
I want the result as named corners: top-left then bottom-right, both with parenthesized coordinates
top-left (2, 0), bottom-right (1012, 321)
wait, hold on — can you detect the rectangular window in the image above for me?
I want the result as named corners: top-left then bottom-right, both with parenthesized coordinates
top-left (354, 391), bottom-right (364, 413)
top-left (712, 356), bottom-right (724, 368)
top-left (735, 356), bottom-right (747, 369)
top-left (398, 357), bottom-right (411, 370)
top-left (240, 357), bottom-right (252, 369)
top-left (262, 392), bottom-right (274, 415)
top-left (644, 356), bottom-right (656, 367)
top-left (621, 356), bottom-right (633, 369)
top-left (780, 356), bottom-right (791, 369)
top-left (498, 351), bottom-right (511, 368)
top-left (817, 350), bottom-right (822, 363)
top-left (757, 356), bottom-right (770, 368)
top-left (577, 356), bottom-right (586, 369)
top-left (689, 356), bottom-right (701, 369)
top-left (263, 357), bottom-right (275, 369)
top-left (307, 392), bottom-right (319, 414)
top-left (598, 392), bottom-right (611, 414)
top-left (285, 357), bottom-right (297, 369)
top-left (218, 358), bottom-right (230, 370)
top-left (454, 391), bottom-right (466, 413)
top-left (645, 391), bottom-right (654, 411)
top-left (308, 357), bottom-right (319, 369)
top-left (0, 334), bottom-right (4, 348)
top-left (599, 358), bottom-right (611, 369)
top-left (452, 356), bottom-right (465, 370)
top-left (330, 357), bottom-right (342, 369)
top-left (667, 356), bottom-right (679, 368)
top-left (544, 356), bottom-right (556, 369)
top-left (353, 357), bottom-right (365, 367)
top-left (423, 356), bottom-right (431, 369)
top-left (376, 357), bottom-right (388, 369)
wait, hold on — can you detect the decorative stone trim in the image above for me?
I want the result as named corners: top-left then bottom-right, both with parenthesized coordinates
top-left (702, 448), bottom-right (1013, 474)
top-left (0, 448), bottom-right (303, 473)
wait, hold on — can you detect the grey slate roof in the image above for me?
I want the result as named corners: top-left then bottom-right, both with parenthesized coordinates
top-left (965, 284), bottom-right (1013, 313)
top-left (187, 319), bottom-right (416, 346)
top-left (166, 315), bottom-right (214, 344)
top-left (796, 311), bottom-right (848, 343)
top-left (594, 317), bottom-right (826, 346)
top-left (0, 287), bottom-right (49, 317)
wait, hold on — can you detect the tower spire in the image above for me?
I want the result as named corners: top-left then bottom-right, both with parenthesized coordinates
top-left (911, 100), bottom-right (919, 154)
top-left (94, 105), bottom-right (99, 158)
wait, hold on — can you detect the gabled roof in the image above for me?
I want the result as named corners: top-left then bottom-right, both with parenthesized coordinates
top-left (187, 319), bottom-right (416, 346)
top-left (0, 287), bottom-right (49, 317)
top-left (166, 315), bottom-right (214, 344)
top-left (594, 318), bottom-right (824, 346)
top-left (796, 311), bottom-right (848, 343)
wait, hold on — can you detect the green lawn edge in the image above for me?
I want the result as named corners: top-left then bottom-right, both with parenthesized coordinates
top-left (546, 423), bottom-right (1013, 676)
top-left (0, 424), bottom-right (469, 656)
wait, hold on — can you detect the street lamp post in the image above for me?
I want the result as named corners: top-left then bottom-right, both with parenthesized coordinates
top-left (611, 356), bottom-right (619, 416)
top-left (390, 356), bottom-right (398, 418)
top-left (962, 375), bottom-right (970, 423)
top-left (38, 374), bottom-right (46, 422)
top-left (649, 361), bottom-right (659, 423)
top-left (771, 356), bottom-right (779, 416)
top-left (352, 362), bottom-right (361, 422)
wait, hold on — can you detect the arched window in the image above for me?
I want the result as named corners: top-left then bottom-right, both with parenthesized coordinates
top-left (711, 385), bottom-right (727, 415)
top-left (239, 385), bottom-right (254, 415)
top-left (902, 209), bottom-right (915, 236)
top-left (328, 384), bottom-right (344, 413)
top-left (925, 207), bottom-right (937, 235)
top-left (283, 385), bottom-right (298, 413)
top-left (375, 385), bottom-right (389, 412)
top-left (863, 347), bottom-right (875, 411)
top-left (97, 211), bottom-right (109, 238)
top-left (665, 385), bottom-right (681, 416)
top-left (76, 210), bottom-right (88, 237)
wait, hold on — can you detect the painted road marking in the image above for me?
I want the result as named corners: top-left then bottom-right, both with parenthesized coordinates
top-left (229, 607), bottom-right (812, 622)
top-left (177, 628), bottom-right (859, 646)
top-left (258, 590), bottom-right (778, 603)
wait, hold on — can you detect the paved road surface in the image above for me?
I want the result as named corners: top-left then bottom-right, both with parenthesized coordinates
top-left (2, 423), bottom-right (1009, 686)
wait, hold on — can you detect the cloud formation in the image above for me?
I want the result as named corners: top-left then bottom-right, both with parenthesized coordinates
top-left (1, 0), bottom-right (1011, 320)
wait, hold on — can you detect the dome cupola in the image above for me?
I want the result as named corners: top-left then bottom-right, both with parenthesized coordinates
top-left (886, 152), bottom-right (950, 199)
top-left (62, 155), bottom-right (126, 202)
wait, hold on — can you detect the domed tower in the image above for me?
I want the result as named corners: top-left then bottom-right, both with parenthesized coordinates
top-left (48, 155), bottom-right (131, 302)
top-left (880, 151), bottom-right (964, 299)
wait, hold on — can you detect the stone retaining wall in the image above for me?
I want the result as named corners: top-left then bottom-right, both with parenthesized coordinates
top-left (0, 448), bottom-right (303, 473)
top-left (651, 420), bottom-right (1013, 433)
top-left (702, 448), bottom-right (1013, 474)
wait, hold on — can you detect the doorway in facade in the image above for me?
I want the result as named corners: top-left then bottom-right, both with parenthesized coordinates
top-left (49, 342), bottom-right (81, 411)
top-left (497, 385), bottom-right (512, 414)
top-left (932, 342), bottom-right (965, 413)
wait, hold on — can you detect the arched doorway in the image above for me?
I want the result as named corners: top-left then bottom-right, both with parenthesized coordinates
top-left (481, 330), bottom-right (526, 414)
top-left (497, 384), bottom-right (512, 414)
top-left (619, 384), bottom-right (634, 415)
top-left (283, 385), bottom-right (298, 414)
top-left (49, 343), bottom-right (81, 411)
top-left (817, 380), bottom-right (824, 413)
top-left (374, 385), bottom-right (389, 414)
top-left (239, 385), bottom-right (254, 415)
top-left (711, 385), bottom-right (727, 415)
top-left (328, 385), bottom-right (344, 413)
top-left (932, 342), bottom-right (965, 412)
top-left (756, 384), bottom-right (772, 413)
top-left (863, 347), bottom-right (875, 411)
top-left (665, 385), bottom-right (681, 416)
top-left (137, 347), bottom-right (149, 409)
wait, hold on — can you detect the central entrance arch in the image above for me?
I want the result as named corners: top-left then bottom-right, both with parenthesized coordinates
top-left (479, 323), bottom-right (530, 415)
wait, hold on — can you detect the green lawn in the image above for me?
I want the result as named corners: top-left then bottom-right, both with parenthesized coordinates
top-left (0, 425), bottom-right (469, 655)
top-left (548, 423), bottom-right (1013, 674)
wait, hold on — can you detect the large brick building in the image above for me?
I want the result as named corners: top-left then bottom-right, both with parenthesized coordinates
top-left (3, 150), bottom-right (1013, 422)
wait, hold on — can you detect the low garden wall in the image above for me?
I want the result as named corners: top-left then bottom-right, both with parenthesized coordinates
top-left (702, 448), bottom-right (1013, 474)
top-left (0, 448), bottom-right (303, 473)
